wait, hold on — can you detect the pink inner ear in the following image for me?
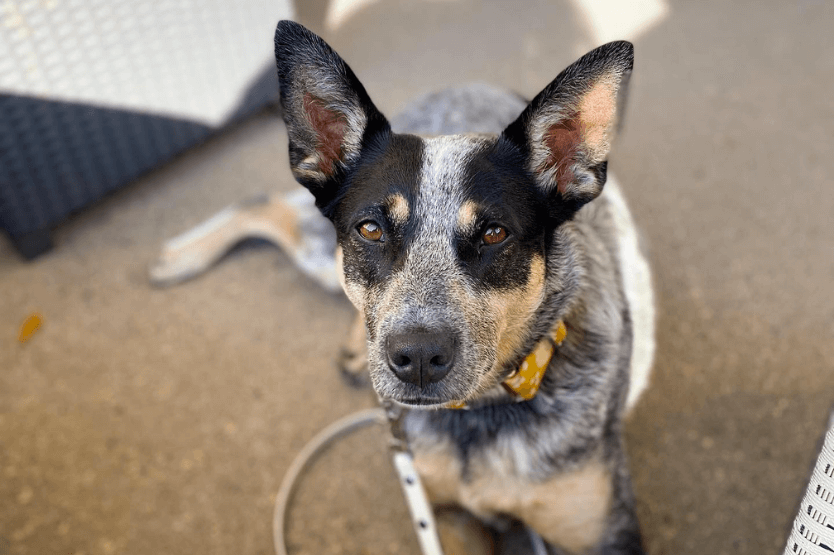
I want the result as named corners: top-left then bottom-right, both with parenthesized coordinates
top-left (303, 93), bottom-right (349, 176)
top-left (543, 118), bottom-right (582, 195)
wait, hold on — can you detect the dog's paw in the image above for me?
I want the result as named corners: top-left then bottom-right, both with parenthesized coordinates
top-left (435, 507), bottom-right (495, 555)
top-left (338, 313), bottom-right (370, 389)
top-left (337, 347), bottom-right (370, 389)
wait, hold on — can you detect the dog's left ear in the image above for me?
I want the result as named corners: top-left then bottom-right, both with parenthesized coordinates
top-left (501, 41), bottom-right (633, 218)
top-left (274, 20), bottom-right (390, 211)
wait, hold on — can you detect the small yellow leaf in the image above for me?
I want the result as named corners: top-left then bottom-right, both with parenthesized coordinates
top-left (18, 313), bottom-right (43, 343)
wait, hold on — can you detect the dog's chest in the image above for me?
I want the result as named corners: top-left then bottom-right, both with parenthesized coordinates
top-left (409, 435), bottom-right (613, 553)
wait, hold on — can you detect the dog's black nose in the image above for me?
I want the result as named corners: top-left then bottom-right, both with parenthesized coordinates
top-left (386, 331), bottom-right (455, 387)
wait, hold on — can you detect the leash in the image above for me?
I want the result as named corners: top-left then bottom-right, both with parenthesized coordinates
top-left (271, 405), bottom-right (447, 555)
top-left (272, 403), bottom-right (446, 555)
top-left (383, 399), bottom-right (446, 555)
top-left (273, 404), bottom-right (548, 555)
top-left (273, 408), bottom-right (387, 555)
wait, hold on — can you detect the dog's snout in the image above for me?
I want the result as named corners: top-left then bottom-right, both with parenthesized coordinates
top-left (386, 330), bottom-right (455, 387)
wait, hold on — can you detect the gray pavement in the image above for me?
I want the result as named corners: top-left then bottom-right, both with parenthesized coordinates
top-left (2, 1), bottom-right (833, 554)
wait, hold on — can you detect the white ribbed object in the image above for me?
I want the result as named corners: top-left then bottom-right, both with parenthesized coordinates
top-left (784, 424), bottom-right (834, 555)
top-left (0, 0), bottom-right (292, 125)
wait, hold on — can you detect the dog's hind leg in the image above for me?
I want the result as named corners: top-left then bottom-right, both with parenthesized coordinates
top-left (149, 189), bottom-right (341, 291)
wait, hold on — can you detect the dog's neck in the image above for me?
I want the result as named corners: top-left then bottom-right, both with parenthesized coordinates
top-left (445, 320), bottom-right (567, 410)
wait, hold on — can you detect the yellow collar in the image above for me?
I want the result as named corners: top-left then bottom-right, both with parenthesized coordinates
top-left (445, 321), bottom-right (567, 409)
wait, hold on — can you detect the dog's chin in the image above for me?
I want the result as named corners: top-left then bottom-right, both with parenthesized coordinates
top-left (370, 372), bottom-right (498, 410)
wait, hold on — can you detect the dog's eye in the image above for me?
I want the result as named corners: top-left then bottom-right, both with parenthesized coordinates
top-left (482, 225), bottom-right (508, 246)
top-left (358, 221), bottom-right (384, 242)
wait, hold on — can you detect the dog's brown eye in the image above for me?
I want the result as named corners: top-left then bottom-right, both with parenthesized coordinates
top-left (358, 221), bottom-right (384, 242)
top-left (482, 225), bottom-right (507, 245)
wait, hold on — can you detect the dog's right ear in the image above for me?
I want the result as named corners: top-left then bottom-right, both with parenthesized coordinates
top-left (274, 20), bottom-right (390, 211)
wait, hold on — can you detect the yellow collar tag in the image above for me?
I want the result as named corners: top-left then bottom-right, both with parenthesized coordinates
top-left (446, 321), bottom-right (566, 409)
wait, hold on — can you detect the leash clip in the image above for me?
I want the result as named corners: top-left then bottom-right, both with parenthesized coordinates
top-left (382, 398), bottom-right (410, 453)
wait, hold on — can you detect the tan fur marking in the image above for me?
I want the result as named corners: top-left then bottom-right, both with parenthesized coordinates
top-left (517, 461), bottom-right (612, 553)
top-left (335, 246), bottom-right (366, 312)
top-left (439, 254), bottom-right (547, 398)
top-left (387, 194), bottom-right (410, 225)
top-left (456, 200), bottom-right (479, 233)
top-left (441, 254), bottom-right (547, 397)
top-left (490, 254), bottom-right (547, 372)
top-left (541, 75), bottom-right (619, 196)
top-left (293, 156), bottom-right (328, 182)
top-left (412, 441), bottom-right (463, 506)
top-left (341, 313), bottom-right (368, 377)
top-left (413, 440), bottom-right (613, 555)
top-left (578, 77), bottom-right (617, 162)
top-left (435, 508), bottom-right (494, 555)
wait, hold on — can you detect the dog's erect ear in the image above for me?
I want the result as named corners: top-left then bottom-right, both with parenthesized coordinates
top-left (501, 41), bottom-right (633, 217)
top-left (274, 20), bottom-right (390, 210)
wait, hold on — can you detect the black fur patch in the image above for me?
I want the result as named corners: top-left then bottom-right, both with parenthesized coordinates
top-left (335, 133), bottom-right (424, 288)
top-left (454, 139), bottom-right (550, 290)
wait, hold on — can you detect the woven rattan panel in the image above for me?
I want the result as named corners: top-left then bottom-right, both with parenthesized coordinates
top-left (0, 0), bottom-right (291, 254)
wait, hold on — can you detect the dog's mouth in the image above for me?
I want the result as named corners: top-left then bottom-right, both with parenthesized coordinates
top-left (376, 367), bottom-right (494, 410)
top-left (380, 381), bottom-right (464, 407)
top-left (373, 372), bottom-right (477, 409)
top-left (393, 396), bottom-right (449, 408)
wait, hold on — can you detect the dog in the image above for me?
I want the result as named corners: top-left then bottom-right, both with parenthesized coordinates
top-left (274, 20), bottom-right (655, 555)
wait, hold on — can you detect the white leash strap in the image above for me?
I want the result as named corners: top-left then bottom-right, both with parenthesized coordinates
top-left (784, 423), bottom-right (834, 555)
top-left (391, 451), bottom-right (445, 555)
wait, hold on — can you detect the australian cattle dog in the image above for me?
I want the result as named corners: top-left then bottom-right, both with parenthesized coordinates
top-left (274, 20), bottom-right (655, 554)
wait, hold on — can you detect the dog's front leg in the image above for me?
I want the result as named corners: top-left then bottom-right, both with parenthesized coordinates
top-left (337, 312), bottom-right (370, 387)
top-left (511, 454), bottom-right (644, 555)
top-left (413, 438), bottom-right (643, 555)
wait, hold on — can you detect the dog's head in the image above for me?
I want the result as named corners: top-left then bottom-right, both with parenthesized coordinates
top-left (274, 21), bottom-right (632, 407)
